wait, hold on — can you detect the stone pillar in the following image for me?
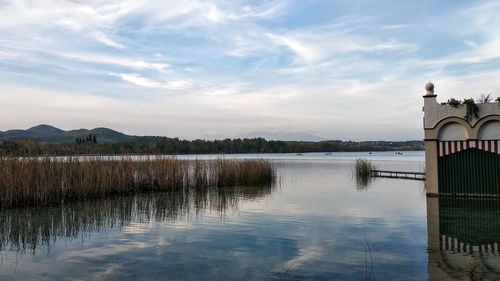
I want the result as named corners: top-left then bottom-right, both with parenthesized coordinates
top-left (424, 140), bottom-right (438, 195)
top-left (423, 83), bottom-right (439, 195)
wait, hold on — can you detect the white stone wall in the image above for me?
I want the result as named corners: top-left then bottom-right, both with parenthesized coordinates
top-left (424, 97), bottom-right (500, 129)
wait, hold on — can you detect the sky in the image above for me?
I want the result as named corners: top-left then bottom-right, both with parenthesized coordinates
top-left (1, 0), bottom-right (500, 140)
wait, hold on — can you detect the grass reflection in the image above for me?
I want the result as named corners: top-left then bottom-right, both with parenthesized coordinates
top-left (0, 184), bottom-right (276, 255)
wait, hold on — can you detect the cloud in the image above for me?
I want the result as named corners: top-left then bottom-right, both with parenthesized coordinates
top-left (109, 73), bottom-right (192, 90)
top-left (125, 1), bottom-right (285, 31)
top-left (90, 32), bottom-right (125, 49)
top-left (265, 28), bottom-right (418, 65)
top-left (388, 1), bottom-right (500, 74)
top-left (1, 0), bottom-right (500, 140)
top-left (266, 33), bottom-right (320, 64)
top-left (0, 0), bottom-right (138, 48)
top-left (56, 52), bottom-right (169, 71)
top-left (380, 24), bottom-right (407, 30)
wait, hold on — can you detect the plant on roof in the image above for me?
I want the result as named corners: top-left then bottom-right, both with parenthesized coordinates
top-left (463, 98), bottom-right (479, 122)
top-left (477, 93), bottom-right (493, 103)
top-left (447, 98), bottom-right (461, 108)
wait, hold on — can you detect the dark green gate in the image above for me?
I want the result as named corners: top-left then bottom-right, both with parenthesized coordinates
top-left (438, 148), bottom-right (500, 196)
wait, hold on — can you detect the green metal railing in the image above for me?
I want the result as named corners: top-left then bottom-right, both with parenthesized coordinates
top-left (438, 148), bottom-right (500, 197)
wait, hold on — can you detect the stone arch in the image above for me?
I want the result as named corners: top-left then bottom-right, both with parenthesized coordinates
top-left (473, 115), bottom-right (500, 140)
top-left (427, 117), bottom-right (473, 140)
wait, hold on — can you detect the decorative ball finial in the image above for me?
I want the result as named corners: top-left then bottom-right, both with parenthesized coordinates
top-left (425, 82), bottom-right (434, 95)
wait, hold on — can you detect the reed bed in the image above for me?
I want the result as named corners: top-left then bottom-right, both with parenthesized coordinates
top-left (354, 159), bottom-right (375, 189)
top-left (0, 157), bottom-right (276, 209)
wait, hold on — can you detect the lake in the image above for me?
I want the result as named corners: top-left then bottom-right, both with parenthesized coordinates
top-left (1, 151), bottom-right (498, 280)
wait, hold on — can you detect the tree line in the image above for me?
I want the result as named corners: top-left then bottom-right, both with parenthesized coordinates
top-left (0, 137), bottom-right (424, 156)
top-left (76, 134), bottom-right (97, 144)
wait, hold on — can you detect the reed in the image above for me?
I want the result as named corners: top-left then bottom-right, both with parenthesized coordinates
top-left (354, 159), bottom-right (375, 189)
top-left (0, 157), bottom-right (276, 209)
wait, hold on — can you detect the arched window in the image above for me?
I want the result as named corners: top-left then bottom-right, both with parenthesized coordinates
top-left (478, 121), bottom-right (500, 140)
top-left (438, 122), bottom-right (468, 141)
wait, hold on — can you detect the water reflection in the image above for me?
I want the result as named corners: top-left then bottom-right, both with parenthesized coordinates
top-left (0, 156), bottom-right (430, 280)
top-left (427, 197), bottom-right (500, 280)
top-left (0, 185), bottom-right (276, 255)
top-left (354, 173), bottom-right (375, 191)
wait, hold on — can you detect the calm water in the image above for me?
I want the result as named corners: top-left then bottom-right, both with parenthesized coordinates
top-left (1, 151), bottom-right (498, 280)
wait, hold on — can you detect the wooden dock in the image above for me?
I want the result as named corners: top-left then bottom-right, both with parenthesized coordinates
top-left (371, 170), bottom-right (426, 181)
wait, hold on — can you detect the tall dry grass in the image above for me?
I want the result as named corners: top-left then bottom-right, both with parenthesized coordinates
top-left (0, 157), bottom-right (276, 209)
top-left (354, 159), bottom-right (375, 189)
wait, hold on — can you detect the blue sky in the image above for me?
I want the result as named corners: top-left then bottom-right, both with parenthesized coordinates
top-left (1, 0), bottom-right (500, 140)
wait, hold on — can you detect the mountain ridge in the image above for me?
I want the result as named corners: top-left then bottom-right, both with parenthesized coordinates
top-left (0, 124), bottom-right (423, 145)
top-left (0, 125), bottom-right (135, 144)
top-left (0, 124), bottom-right (425, 155)
top-left (1, 125), bottom-right (331, 143)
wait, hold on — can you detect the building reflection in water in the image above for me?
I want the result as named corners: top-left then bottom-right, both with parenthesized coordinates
top-left (0, 184), bottom-right (276, 255)
top-left (427, 197), bottom-right (500, 280)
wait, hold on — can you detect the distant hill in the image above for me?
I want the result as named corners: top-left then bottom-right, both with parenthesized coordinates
top-left (0, 125), bottom-right (424, 156)
top-left (199, 134), bottom-right (228, 141)
top-left (238, 131), bottom-right (327, 142)
top-left (0, 124), bottom-right (136, 144)
top-left (0, 125), bottom-right (424, 153)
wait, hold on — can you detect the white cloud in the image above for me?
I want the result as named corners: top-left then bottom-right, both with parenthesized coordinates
top-left (415, 0), bottom-right (500, 69)
top-left (109, 73), bottom-right (192, 90)
top-left (266, 33), bottom-right (320, 64)
top-left (1, 0), bottom-right (500, 140)
top-left (128, 1), bottom-right (284, 30)
top-left (57, 52), bottom-right (169, 71)
top-left (90, 32), bottom-right (125, 49)
top-left (0, 0), bottom-right (139, 48)
top-left (265, 29), bottom-right (417, 65)
top-left (380, 24), bottom-right (407, 30)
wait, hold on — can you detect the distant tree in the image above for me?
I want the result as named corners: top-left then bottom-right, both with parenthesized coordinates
top-left (0, 138), bottom-right (425, 157)
top-left (93, 135), bottom-right (97, 143)
top-left (477, 93), bottom-right (492, 103)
